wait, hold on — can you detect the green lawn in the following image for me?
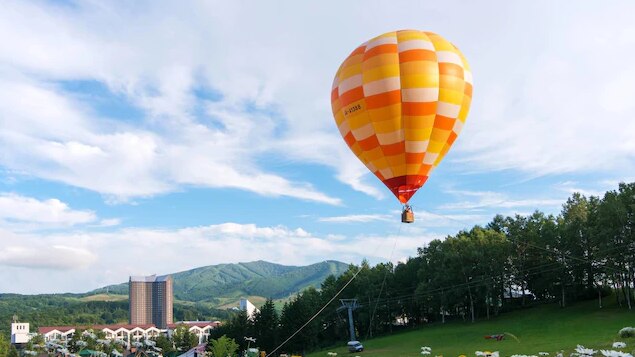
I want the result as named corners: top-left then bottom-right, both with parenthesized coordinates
top-left (307, 298), bottom-right (635, 357)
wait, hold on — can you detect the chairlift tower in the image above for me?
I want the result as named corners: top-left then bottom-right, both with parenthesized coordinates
top-left (338, 299), bottom-right (360, 341)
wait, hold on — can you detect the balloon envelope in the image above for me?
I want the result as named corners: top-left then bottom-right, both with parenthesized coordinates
top-left (331, 30), bottom-right (473, 203)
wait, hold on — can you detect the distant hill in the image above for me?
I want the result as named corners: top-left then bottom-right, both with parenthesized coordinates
top-left (89, 260), bottom-right (350, 305)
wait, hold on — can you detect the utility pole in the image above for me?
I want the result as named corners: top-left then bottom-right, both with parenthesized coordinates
top-left (339, 299), bottom-right (360, 341)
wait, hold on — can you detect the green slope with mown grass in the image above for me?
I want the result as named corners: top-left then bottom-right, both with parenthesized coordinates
top-left (307, 298), bottom-right (635, 357)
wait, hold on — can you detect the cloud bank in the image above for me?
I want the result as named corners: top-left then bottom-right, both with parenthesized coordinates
top-left (0, 223), bottom-right (436, 294)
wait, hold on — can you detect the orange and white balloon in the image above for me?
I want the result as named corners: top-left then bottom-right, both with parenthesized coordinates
top-left (331, 30), bottom-right (473, 204)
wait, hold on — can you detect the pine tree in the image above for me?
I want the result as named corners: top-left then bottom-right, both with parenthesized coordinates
top-left (252, 298), bottom-right (279, 354)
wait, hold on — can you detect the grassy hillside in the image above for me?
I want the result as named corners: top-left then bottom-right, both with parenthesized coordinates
top-left (90, 260), bottom-right (349, 304)
top-left (216, 295), bottom-right (268, 310)
top-left (307, 299), bottom-right (635, 357)
top-left (78, 294), bottom-right (128, 302)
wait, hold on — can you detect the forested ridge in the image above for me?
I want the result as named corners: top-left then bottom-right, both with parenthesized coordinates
top-left (212, 182), bottom-right (635, 355)
top-left (90, 260), bottom-right (349, 302)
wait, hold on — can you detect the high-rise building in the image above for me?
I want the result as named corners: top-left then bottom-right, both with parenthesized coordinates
top-left (129, 275), bottom-right (173, 328)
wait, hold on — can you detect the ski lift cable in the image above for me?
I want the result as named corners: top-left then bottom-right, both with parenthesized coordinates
top-left (265, 264), bottom-right (364, 357)
top-left (267, 200), bottom-right (630, 353)
top-left (377, 242), bottom-right (634, 307)
top-left (346, 234), bottom-right (635, 309)
top-left (365, 218), bottom-right (401, 340)
top-left (265, 213), bottom-right (407, 357)
top-left (357, 246), bottom-right (635, 308)
top-left (421, 208), bottom-right (630, 274)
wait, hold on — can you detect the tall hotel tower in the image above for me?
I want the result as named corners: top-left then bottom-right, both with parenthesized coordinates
top-left (129, 275), bottom-right (173, 328)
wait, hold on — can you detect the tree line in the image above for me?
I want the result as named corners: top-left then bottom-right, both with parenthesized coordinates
top-left (211, 182), bottom-right (634, 355)
top-left (0, 295), bottom-right (232, 341)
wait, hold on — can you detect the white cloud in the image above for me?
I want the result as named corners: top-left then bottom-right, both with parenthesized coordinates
top-left (0, 76), bottom-right (340, 204)
top-left (438, 190), bottom-right (563, 211)
top-left (0, 222), bottom-right (438, 294)
top-left (0, 2), bottom-right (345, 204)
top-left (0, 232), bottom-right (96, 271)
top-left (1, 1), bottom-right (634, 292)
top-left (97, 218), bottom-right (121, 227)
top-left (317, 210), bottom-right (487, 233)
top-left (1, 1), bottom-right (633, 205)
top-left (0, 193), bottom-right (96, 227)
top-left (454, 2), bottom-right (635, 176)
top-left (319, 214), bottom-right (391, 223)
top-left (553, 181), bottom-right (606, 198)
top-left (600, 178), bottom-right (635, 189)
top-left (415, 210), bottom-right (491, 228)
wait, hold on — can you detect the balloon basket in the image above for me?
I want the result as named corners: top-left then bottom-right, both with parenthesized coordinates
top-left (401, 208), bottom-right (414, 223)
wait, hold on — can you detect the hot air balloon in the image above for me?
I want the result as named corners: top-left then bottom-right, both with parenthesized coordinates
top-left (331, 30), bottom-right (473, 223)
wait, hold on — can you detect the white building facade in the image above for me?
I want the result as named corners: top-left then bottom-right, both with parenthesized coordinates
top-left (239, 298), bottom-right (260, 319)
top-left (39, 321), bottom-right (220, 345)
top-left (11, 322), bottom-right (34, 345)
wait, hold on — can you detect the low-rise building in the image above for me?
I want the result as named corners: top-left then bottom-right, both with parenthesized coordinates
top-left (11, 321), bottom-right (34, 345)
top-left (38, 321), bottom-right (221, 344)
top-left (168, 322), bottom-right (220, 344)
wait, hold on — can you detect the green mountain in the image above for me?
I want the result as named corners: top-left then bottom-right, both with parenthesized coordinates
top-left (89, 260), bottom-right (350, 304)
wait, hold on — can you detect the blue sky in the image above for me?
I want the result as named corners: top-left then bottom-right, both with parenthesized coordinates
top-left (0, 1), bottom-right (634, 294)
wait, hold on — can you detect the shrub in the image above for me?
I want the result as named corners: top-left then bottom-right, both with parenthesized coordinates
top-left (618, 327), bottom-right (635, 338)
